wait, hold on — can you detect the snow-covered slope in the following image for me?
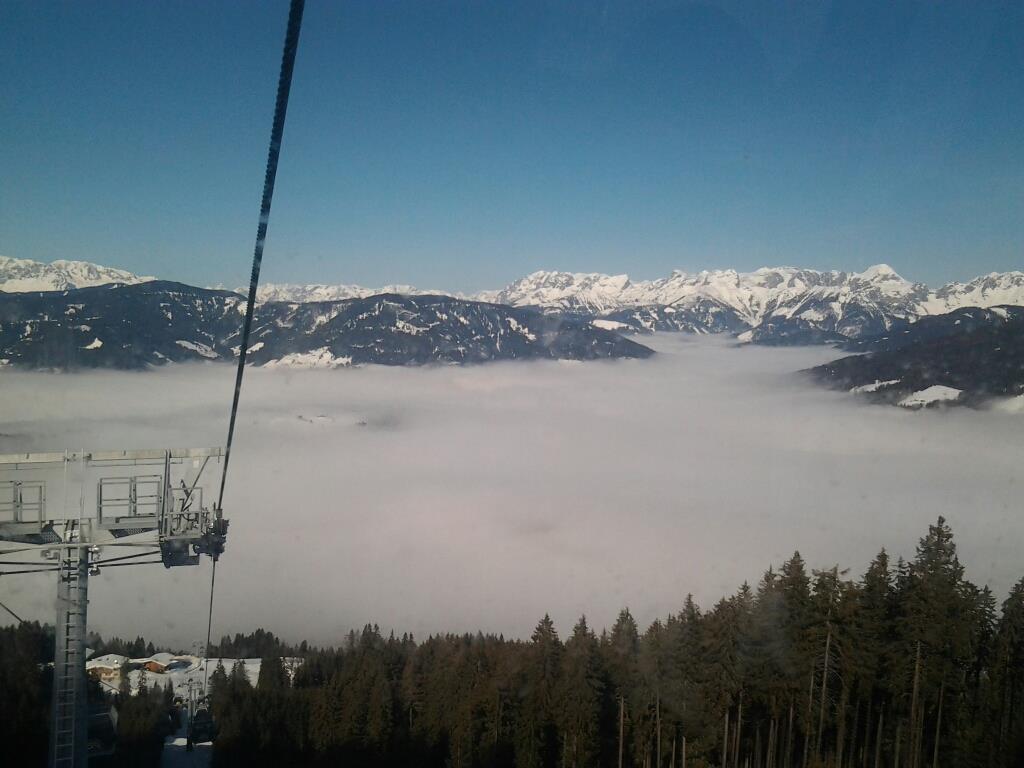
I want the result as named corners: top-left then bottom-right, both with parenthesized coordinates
top-left (0, 255), bottom-right (153, 292)
top-left (477, 271), bottom-right (633, 313)
top-left (87, 654), bottom-right (299, 697)
top-left (251, 282), bottom-right (443, 303)
top-left (483, 265), bottom-right (1024, 343)
top-left (484, 265), bottom-right (924, 315)
top-left (920, 271), bottom-right (1024, 315)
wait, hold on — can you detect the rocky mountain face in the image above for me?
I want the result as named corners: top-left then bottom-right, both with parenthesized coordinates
top-left (485, 265), bottom-right (1024, 343)
top-left (925, 272), bottom-right (1024, 314)
top-left (0, 255), bottom-right (153, 292)
top-left (476, 272), bottom-right (635, 313)
top-left (0, 282), bottom-right (652, 370)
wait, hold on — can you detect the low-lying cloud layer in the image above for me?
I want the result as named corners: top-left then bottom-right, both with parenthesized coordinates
top-left (1, 336), bottom-right (1021, 646)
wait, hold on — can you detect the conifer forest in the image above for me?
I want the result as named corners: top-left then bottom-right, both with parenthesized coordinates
top-left (2, 517), bottom-right (1023, 767)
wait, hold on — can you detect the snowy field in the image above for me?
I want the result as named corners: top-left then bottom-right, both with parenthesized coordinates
top-left (90, 657), bottom-right (272, 699)
top-left (1, 334), bottom-right (1022, 646)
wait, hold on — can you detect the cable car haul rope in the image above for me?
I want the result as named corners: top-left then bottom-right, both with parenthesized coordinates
top-left (204, 0), bottom-right (307, 685)
top-left (0, 4), bottom-right (306, 764)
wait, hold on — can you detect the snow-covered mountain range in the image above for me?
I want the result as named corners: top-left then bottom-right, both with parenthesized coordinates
top-left (4, 256), bottom-right (1023, 344)
top-left (249, 282), bottom-right (442, 303)
top-left (483, 265), bottom-right (1024, 342)
top-left (2, 257), bottom-right (1022, 404)
top-left (0, 255), bottom-right (154, 292)
top-left (246, 266), bottom-right (1024, 342)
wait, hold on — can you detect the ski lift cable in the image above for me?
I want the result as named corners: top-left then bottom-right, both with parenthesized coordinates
top-left (0, 558), bottom-right (163, 575)
top-left (0, 598), bottom-right (24, 624)
top-left (216, 0), bottom-right (306, 513)
top-left (204, 0), bottom-right (306, 692)
top-left (0, 544), bottom-right (161, 572)
top-left (0, 541), bottom-right (159, 558)
top-left (90, 550), bottom-right (161, 566)
top-left (94, 560), bottom-right (166, 569)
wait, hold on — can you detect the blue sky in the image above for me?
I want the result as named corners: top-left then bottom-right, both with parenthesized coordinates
top-left (2, 1), bottom-right (1022, 292)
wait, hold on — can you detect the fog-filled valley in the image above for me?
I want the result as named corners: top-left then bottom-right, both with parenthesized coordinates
top-left (1, 334), bottom-right (1020, 648)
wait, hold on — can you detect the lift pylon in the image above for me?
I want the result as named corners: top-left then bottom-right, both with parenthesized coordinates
top-left (50, 547), bottom-right (90, 767)
top-left (0, 448), bottom-right (228, 768)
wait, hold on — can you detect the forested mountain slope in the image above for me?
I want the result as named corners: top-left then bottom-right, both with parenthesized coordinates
top-left (0, 282), bottom-right (652, 369)
top-left (808, 307), bottom-right (1024, 408)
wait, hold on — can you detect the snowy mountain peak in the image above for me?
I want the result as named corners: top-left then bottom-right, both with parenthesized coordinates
top-left (856, 263), bottom-right (902, 281)
top-left (693, 269), bottom-right (740, 285)
top-left (519, 270), bottom-right (632, 290)
top-left (0, 255), bottom-right (153, 292)
top-left (484, 270), bottom-right (635, 313)
top-left (851, 263), bottom-right (916, 293)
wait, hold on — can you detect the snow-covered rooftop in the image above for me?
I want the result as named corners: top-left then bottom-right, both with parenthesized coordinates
top-left (86, 653), bottom-right (128, 670)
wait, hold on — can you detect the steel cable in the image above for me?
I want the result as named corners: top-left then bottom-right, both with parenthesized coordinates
top-left (204, 0), bottom-right (306, 693)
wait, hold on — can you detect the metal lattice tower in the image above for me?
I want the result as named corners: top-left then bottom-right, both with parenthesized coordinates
top-left (0, 449), bottom-right (228, 768)
top-left (1, 2), bottom-right (305, 764)
top-left (50, 548), bottom-right (90, 767)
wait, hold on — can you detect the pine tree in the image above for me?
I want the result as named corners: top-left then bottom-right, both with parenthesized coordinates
top-left (230, 659), bottom-right (252, 695)
top-left (309, 670), bottom-right (346, 755)
top-left (672, 595), bottom-right (703, 743)
top-left (515, 615), bottom-right (562, 768)
top-left (118, 661), bottom-right (132, 699)
top-left (607, 608), bottom-right (640, 768)
top-left (560, 617), bottom-right (603, 768)
top-left (994, 577), bottom-right (1024, 766)
top-left (257, 654), bottom-right (289, 691)
top-left (700, 595), bottom-right (744, 767)
top-left (899, 517), bottom-right (972, 768)
top-left (209, 660), bottom-right (229, 718)
top-left (746, 569), bottom-right (788, 768)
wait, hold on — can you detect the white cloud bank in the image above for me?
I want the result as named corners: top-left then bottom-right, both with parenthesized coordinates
top-left (1, 335), bottom-right (1021, 647)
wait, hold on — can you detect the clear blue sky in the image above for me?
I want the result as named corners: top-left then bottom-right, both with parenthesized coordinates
top-left (1, 1), bottom-right (1022, 291)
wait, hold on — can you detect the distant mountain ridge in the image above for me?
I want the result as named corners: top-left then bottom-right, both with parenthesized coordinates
top-left (2, 259), bottom-right (1022, 407)
top-left (0, 255), bottom-right (154, 292)
top-left (4, 256), bottom-right (1024, 345)
top-left (250, 282), bottom-right (445, 303)
top-left (485, 265), bottom-right (1024, 342)
top-left (0, 282), bottom-right (652, 370)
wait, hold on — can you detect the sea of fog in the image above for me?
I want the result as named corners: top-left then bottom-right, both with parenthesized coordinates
top-left (1, 335), bottom-right (1021, 647)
